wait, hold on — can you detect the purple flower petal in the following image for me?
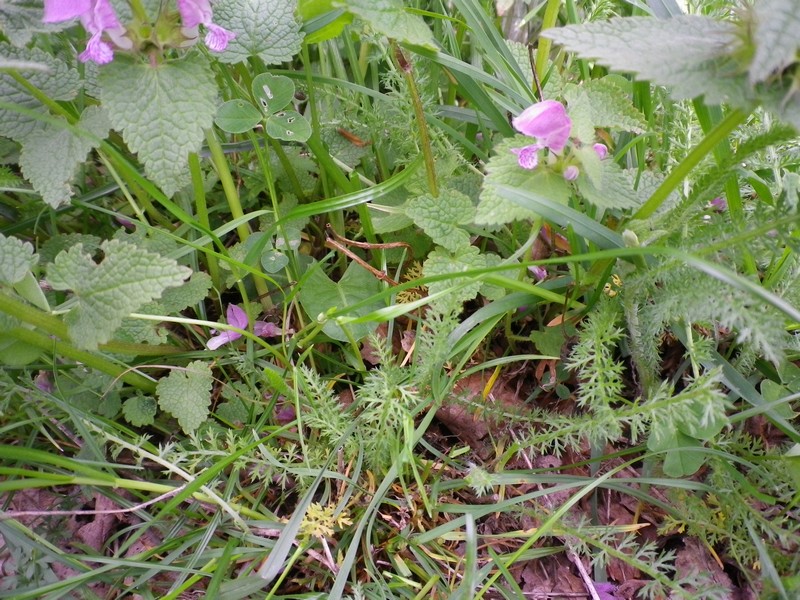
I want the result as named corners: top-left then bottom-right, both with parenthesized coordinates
top-left (253, 321), bottom-right (283, 338)
top-left (79, 34), bottom-right (114, 64)
top-left (511, 144), bottom-right (540, 170)
top-left (563, 165), bottom-right (579, 181)
top-left (204, 23), bottom-right (236, 52)
top-left (512, 100), bottom-right (572, 152)
top-left (43, 0), bottom-right (91, 22)
top-left (593, 143), bottom-right (608, 160)
top-left (710, 196), bottom-right (727, 212)
top-left (207, 330), bottom-right (242, 350)
top-left (528, 265), bottom-right (548, 281)
top-left (226, 304), bottom-right (249, 330)
top-left (176, 0), bottom-right (214, 28)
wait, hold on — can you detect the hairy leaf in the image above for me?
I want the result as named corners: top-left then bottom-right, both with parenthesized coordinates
top-left (0, 232), bottom-right (37, 285)
top-left (122, 394), bottom-right (157, 427)
top-left (334, 0), bottom-right (436, 49)
top-left (424, 244), bottom-right (486, 310)
top-left (565, 78), bottom-right (647, 139)
top-left (477, 136), bottom-right (570, 227)
top-left (405, 189), bottom-right (475, 253)
top-left (19, 106), bottom-right (110, 208)
top-left (213, 0), bottom-right (302, 65)
top-left (749, 0), bottom-right (800, 85)
top-left (0, 43), bottom-right (79, 140)
top-left (46, 240), bottom-right (191, 350)
top-left (99, 54), bottom-right (217, 196)
top-left (156, 361), bottom-right (213, 434)
top-left (543, 16), bottom-right (744, 103)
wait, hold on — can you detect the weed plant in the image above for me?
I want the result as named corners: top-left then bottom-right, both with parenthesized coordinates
top-left (1, 0), bottom-right (799, 598)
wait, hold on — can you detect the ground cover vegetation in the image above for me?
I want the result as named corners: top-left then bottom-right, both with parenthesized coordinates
top-left (0, 0), bottom-right (799, 597)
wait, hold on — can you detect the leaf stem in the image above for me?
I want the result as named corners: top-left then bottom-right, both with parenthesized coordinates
top-left (632, 108), bottom-right (748, 220)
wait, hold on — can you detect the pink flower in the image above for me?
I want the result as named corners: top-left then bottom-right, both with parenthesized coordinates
top-left (593, 143), bottom-right (608, 159)
top-left (207, 304), bottom-right (284, 350)
top-left (709, 196), bottom-right (727, 212)
top-left (510, 144), bottom-right (541, 170)
top-left (563, 165), bottom-right (579, 181)
top-left (528, 265), bottom-right (548, 281)
top-left (43, 0), bottom-right (131, 65)
top-left (177, 0), bottom-right (236, 52)
top-left (512, 100), bottom-right (572, 152)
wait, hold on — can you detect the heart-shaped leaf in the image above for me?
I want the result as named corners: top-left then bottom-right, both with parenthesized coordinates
top-left (215, 99), bottom-right (262, 134)
top-left (252, 73), bottom-right (295, 115)
top-left (266, 110), bottom-right (312, 142)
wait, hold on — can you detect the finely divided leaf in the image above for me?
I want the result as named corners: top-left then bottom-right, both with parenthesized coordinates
top-left (99, 54), bottom-right (217, 196)
top-left (156, 360), bottom-right (213, 434)
top-left (477, 136), bottom-right (570, 227)
top-left (334, 0), bottom-right (436, 49)
top-left (543, 16), bottom-right (743, 102)
top-left (46, 240), bottom-right (191, 350)
top-left (0, 233), bottom-right (37, 285)
top-left (749, 0), bottom-right (800, 85)
top-left (405, 189), bottom-right (475, 253)
top-left (0, 43), bottom-right (79, 140)
top-left (213, 0), bottom-right (302, 65)
top-left (19, 106), bottom-right (110, 208)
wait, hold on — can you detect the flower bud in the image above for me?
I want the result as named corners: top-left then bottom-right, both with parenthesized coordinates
top-left (593, 143), bottom-right (608, 160)
top-left (563, 165), bottom-right (579, 181)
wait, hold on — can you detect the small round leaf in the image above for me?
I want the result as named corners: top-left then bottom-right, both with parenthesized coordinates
top-left (252, 73), bottom-right (295, 115)
top-left (215, 100), bottom-right (262, 134)
top-left (265, 110), bottom-right (312, 142)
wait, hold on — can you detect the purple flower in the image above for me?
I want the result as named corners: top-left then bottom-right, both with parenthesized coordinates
top-left (512, 100), bottom-right (572, 152)
top-left (207, 304), bottom-right (284, 350)
top-left (593, 143), bottom-right (608, 160)
top-left (528, 265), bottom-right (548, 281)
top-left (563, 165), bottom-right (579, 181)
top-left (177, 0), bottom-right (236, 52)
top-left (43, 0), bottom-right (131, 65)
top-left (510, 144), bottom-right (541, 170)
top-left (709, 196), bottom-right (727, 212)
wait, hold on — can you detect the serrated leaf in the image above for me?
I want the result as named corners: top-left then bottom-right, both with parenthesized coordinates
top-left (122, 394), bottom-right (157, 427)
top-left (156, 360), bottom-right (213, 434)
top-left (39, 234), bottom-right (102, 264)
top-left (215, 99), bottom-right (262, 134)
top-left (405, 189), bottom-right (475, 253)
top-left (0, 43), bottom-right (79, 141)
top-left (0, 1), bottom-right (59, 46)
top-left (749, 0), bottom-right (800, 85)
top-left (477, 136), bottom-right (570, 227)
top-left (19, 106), bottom-right (110, 208)
top-left (298, 260), bottom-right (382, 341)
top-left (576, 159), bottom-right (641, 211)
top-left (0, 232), bottom-right (37, 285)
top-left (159, 271), bottom-right (212, 313)
top-left (424, 244), bottom-right (486, 310)
top-left (252, 73), bottom-right (295, 114)
top-left (543, 16), bottom-right (743, 103)
top-left (213, 0), bottom-right (303, 65)
top-left (99, 54), bottom-right (217, 196)
top-left (46, 239), bottom-right (191, 350)
top-left (333, 0), bottom-right (436, 49)
top-left (565, 78), bottom-right (647, 136)
top-left (265, 110), bottom-right (311, 142)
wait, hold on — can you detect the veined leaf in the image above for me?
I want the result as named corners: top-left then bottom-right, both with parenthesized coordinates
top-left (213, 0), bottom-right (303, 65)
top-left (156, 361), bottom-right (213, 434)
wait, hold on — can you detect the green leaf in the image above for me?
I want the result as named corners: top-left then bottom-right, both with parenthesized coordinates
top-left (252, 73), bottom-right (295, 114)
top-left (156, 360), bottom-right (213, 435)
top-left (99, 54), bottom-right (218, 196)
top-left (19, 106), bottom-right (110, 208)
top-left (565, 78), bottom-right (647, 138)
top-left (749, 0), bottom-right (800, 85)
top-left (46, 240), bottom-right (192, 350)
top-left (647, 425), bottom-right (706, 478)
top-left (424, 244), bottom-right (486, 310)
top-left (215, 99), bottom-right (262, 134)
top-left (477, 136), bottom-right (570, 227)
top-left (298, 260), bottom-right (382, 341)
top-left (333, 0), bottom-right (436, 49)
top-left (0, 232), bottom-right (37, 285)
top-left (543, 16), bottom-right (743, 103)
top-left (213, 0), bottom-right (303, 65)
top-left (265, 110), bottom-right (312, 142)
top-left (575, 157), bottom-right (642, 210)
top-left (0, 1), bottom-right (57, 46)
top-left (299, 0), bottom-right (353, 44)
top-left (405, 189), bottom-right (475, 253)
top-left (122, 394), bottom-right (157, 427)
top-left (0, 43), bottom-right (79, 141)
top-left (261, 250), bottom-right (289, 273)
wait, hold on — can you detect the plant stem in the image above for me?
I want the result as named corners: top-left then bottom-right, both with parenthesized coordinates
top-left (188, 152), bottom-right (221, 289)
top-left (205, 129), bottom-right (250, 243)
top-left (632, 108), bottom-right (748, 220)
